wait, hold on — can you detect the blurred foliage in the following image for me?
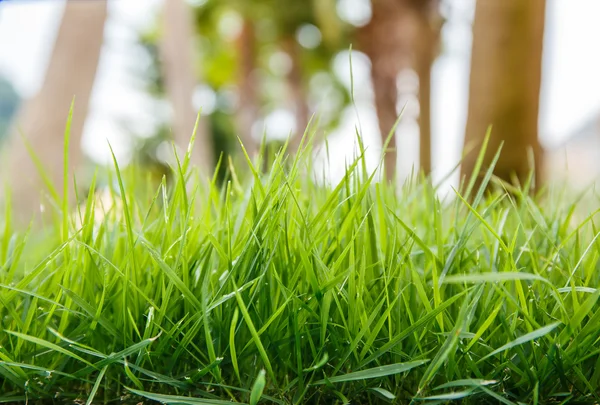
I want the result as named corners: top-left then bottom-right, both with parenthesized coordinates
top-left (132, 0), bottom-right (355, 173)
top-left (138, 28), bottom-right (165, 97)
top-left (191, 0), bottom-right (349, 104)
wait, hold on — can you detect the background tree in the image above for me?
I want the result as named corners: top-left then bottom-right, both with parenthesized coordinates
top-left (235, 17), bottom-right (260, 156)
top-left (0, 1), bottom-right (107, 223)
top-left (358, 0), bottom-right (443, 181)
top-left (411, 0), bottom-right (442, 175)
top-left (161, 0), bottom-right (213, 172)
top-left (462, 0), bottom-right (546, 188)
top-left (227, 0), bottom-right (343, 152)
top-left (139, 0), bottom-right (349, 169)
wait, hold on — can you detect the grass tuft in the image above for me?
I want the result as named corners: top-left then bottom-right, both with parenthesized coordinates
top-left (1, 135), bottom-right (600, 404)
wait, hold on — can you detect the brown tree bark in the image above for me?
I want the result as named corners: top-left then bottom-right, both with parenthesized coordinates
top-left (236, 19), bottom-right (259, 157)
top-left (358, 0), bottom-right (416, 181)
top-left (372, 65), bottom-right (400, 181)
top-left (161, 0), bottom-right (213, 172)
top-left (412, 0), bottom-right (442, 175)
top-left (462, 0), bottom-right (546, 189)
top-left (416, 43), bottom-right (433, 175)
top-left (359, 0), bottom-right (441, 179)
top-left (0, 1), bottom-right (107, 224)
top-left (283, 37), bottom-right (310, 153)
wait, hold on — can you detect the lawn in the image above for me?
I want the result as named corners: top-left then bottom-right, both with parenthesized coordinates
top-left (1, 135), bottom-right (600, 404)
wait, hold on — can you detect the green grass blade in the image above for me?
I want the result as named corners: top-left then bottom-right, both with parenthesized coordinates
top-left (313, 360), bottom-right (428, 385)
top-left (127, 388), bottom-right (249, 405)
top-left (5, 331), bottom-right (94, 367)
top-left (442, 272), bottom-right (549, 285)
top-left (86, 365), bottom-right (108, 405)
top-left (479, 322), bottom-right (561, 362)
top-left (250, 369), bottom-right (266, 405)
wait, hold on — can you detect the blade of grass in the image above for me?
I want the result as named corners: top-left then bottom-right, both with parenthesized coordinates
top-left (313, 360), bottom-right (428, 385)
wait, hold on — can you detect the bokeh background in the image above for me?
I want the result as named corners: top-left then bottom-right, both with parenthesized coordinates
top-left (1, 0), bottom-right (600, 221)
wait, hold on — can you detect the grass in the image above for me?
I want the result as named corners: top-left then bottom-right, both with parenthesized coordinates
top-left (1, 130), bottom-right (600, 404)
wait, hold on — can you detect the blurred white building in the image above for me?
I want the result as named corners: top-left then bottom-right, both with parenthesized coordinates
top-left (545, 112), bottom-right (600, 188)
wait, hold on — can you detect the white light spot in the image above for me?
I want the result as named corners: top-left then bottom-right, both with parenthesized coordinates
top-left (296, 24), bottom-right (322, 49)
top-left (193, 84), bottom-right (217, 115)
top-left (186, 0), bottom-right (208, 6)
top-left (218, 11), bottom-right (243, 41)
top-left (269, 51), bottom-right (293, 76)
top-left (332, 50), bottom-right (372, 97)
top-left (218, 87), bottom-right (239, 113)
top-left (337, 0), bottom-right (372, 27)
top-left (263, 109), bottom-right (296, 141)
top-left (156, 140), bottom-right (175, 164)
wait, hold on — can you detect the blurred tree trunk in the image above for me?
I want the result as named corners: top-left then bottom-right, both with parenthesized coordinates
top-left (416, 40), bottom-right (434, 175)
top-left (236, 18), bottom-right (259, 157)
top-left (462, 0), bottom-right (546, 189)
top-left (283, 37), bottom-right (310, 153)
top-left (359, 0), bottom-right (415, 181)
top-left (0, 1), bottom-right (107, 224)
top-left (161, 0), bottom-right (213, 172)
top-left (360, 0), bottom-right (441, 180)
top-left (412, 0), bottom-right (442, 176)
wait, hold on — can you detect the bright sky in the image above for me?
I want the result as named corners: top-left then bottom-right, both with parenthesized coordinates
top-left (1, 0), bottom-right (600, 184)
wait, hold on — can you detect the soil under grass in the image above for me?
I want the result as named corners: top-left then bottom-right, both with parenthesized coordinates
top-left (1, 141), bottom-right (600, 404)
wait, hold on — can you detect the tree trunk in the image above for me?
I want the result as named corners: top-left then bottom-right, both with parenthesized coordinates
top-left (358, 0), bottom-right (415, 182)
top-left (372, 66), bottom-right (400, 181)
top-left (416, 44), bottom-right (433, 175)
top-left (161, 0), bottom-right (213, 172)
top-left (0, 1), bottom-right (107, 224)
top-left (283, 37), bottom-right (310, 153)
top-left (413, 0), bottom-right (441, 176)
top-left (236, 18), bottom-right (259, 157)
top-left (462, 0), bottom-right (546, 189)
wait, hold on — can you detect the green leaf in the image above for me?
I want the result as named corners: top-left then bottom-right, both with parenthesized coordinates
top-left (361, 291), bottom-right (468, 367)
top-left (86, 365), bottom-right (107, 405)
top-left (557, 287), bottom-right (597, 294)
top-left (313, 360), bottom-right (428, 385)
top-left (5, 331), bottom-right (93, 367)
top-left (443, 272), bottom-right (549, 284)
top-left (127, 388), bottom-right (248, 405)
top-left (232, 281), bottom-right (275, 383)
top-left (250, 369), bottom-right (266, 405)
top-left (303, 353), bottom-right (329, 372)
top-left (418, 287), bottom-right (479, 390)
top-left (123, 358), bottom-right (144, 390)
top-left (479, 322), bottom-right (561, 362)
top-left (480, 386), bottom-right (518, 405)
top-left (368, 387), bottom-right (396, 400)
top-left (434, 379), bottom-right (497, 390)
top-left (230, 307), bottom-right (241, 383)
top-left (416, 389), bottom-right (476, 401)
